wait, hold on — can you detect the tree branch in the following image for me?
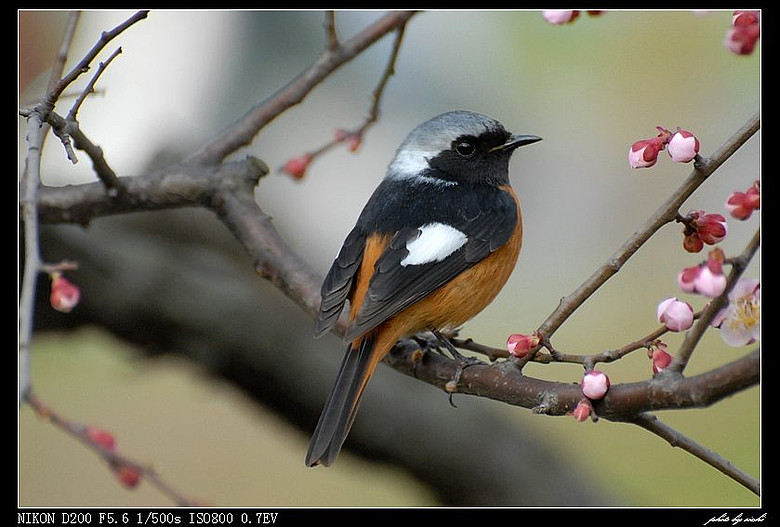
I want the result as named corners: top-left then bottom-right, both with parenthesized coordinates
top-left (527, 112), bottom-right (760, 363)
top-left (630, 413), bottom-right (760, 495)
top-left (184, 10), bottom-right (417, 166)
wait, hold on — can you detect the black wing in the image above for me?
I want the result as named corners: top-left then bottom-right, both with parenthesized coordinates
top-left (314, 227), bottom-right (366, 338)
top-left (344, 188), bottom-right (517, 342)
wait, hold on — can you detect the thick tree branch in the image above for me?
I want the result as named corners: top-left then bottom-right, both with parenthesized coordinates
top-left (386, 343), bottom-right (759, 419)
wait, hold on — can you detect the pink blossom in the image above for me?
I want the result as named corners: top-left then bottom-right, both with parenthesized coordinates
top-left (712, 279), bottom-right (760, 346)
top-left (657, 297), bottom-right (694, 332)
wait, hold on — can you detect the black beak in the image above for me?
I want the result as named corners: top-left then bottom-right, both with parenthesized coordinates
top-left (492, 134), bottom-right (542, 153)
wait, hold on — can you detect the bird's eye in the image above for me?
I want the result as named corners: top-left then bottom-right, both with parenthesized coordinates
top-left (454, 141), bottom-right (476, 158)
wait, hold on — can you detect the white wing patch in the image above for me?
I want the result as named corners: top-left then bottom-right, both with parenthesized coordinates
top-left (400, 223), bottom-right (468, 266)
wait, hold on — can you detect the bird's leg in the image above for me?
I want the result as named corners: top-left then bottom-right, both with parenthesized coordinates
top-left (431, 329), bottom-right (484, 407)
top-left (432, 329), bottom-right (481, 365)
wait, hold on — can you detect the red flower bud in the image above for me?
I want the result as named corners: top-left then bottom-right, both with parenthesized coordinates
top-left (281, 154), bottom-right (312, 180)
top-left (652, 348), bottom-right (673, 374)
top-left (113, 463), bottom-right (142, 488)
top-left (506, 332), bottom-right (540, 358)
top-left (725, 181), bottom-right (760, 220)
top-left (50, 272), bottom-right (81, 313)
top-left (571, 398), bottom-right (593, 422)
top-left (86, 426), bottom-right (117, 452)
top-left (725, 12), bottom-right (760, 55)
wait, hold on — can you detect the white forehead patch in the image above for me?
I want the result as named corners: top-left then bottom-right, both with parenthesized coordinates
top-left (400, 223), bottom-right (468, 266)
top-left (389, 148), bottom-right (435, 175)
top-left (387, 149), bottom-right (457, 186)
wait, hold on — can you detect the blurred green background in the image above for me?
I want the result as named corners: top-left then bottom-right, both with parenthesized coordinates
top-left (19, 10), bottom-right (760, 507)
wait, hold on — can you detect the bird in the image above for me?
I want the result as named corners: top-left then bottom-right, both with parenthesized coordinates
top-left (306, 110), bottom-right (541, 467)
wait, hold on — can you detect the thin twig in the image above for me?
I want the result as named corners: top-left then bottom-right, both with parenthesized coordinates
top-left (284, 22), bottom-right (409, 170)
top-left (43, 10), bottom-right (148, 110)
top-left (630, 413), bottom-right (759, 495)
top-left (185, 11), bottom-right (417, 165)
top-left (325, 11), bottom-right (339, 51)
top-left (44, 111), bottom-right (124, 195)
top-left (46, 12), bottom-right (81, 94)
top-left (67, 46), bottom-right (122, 120)
top-left (25, 392), bottom-right (202, 506)
top-left (521, 113), bottom-right (760, 365)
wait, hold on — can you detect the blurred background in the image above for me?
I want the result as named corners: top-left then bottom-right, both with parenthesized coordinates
top-left (19, 10), bottom-right (760, 507)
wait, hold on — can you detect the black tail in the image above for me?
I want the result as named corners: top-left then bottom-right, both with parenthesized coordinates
top-left (306, 336), bottom-right (377, 467)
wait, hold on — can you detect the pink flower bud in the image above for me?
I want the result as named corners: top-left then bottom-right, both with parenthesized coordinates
top-left (628, 138), bottom-right (663, 168)
top-left (281, 154), bottom-right (312, 180)
top-left (651, 348), bottom-right (673, 374)
top-left (711, 278), bottom-right (760, 347)
top-left (347, 134), bottom-right (363, 153)
top-left (732, 10), bottom-right (760, 27)
top-left (506, 332), bottom-right (540, 358)
top-left (543, 10), bottom-right (579, 25)
top-left (724, 13), bottom-right (760, 56)
top-left (677, 265), bottom-right (700, 293)
top-left (657, 297), bottom-right (694, 332)
top-left (50, 272), bottom-right (81, 313)
top-left (695, 256), bottom-right (727, 298)
top-left (571, 398), bottom-right (592, 422)
top-left (667, 129), bottom-right (700, 163)
top-left (725, 181), bottom-right (760, 220)
top-left (580, 370), bottom-right (610, 400)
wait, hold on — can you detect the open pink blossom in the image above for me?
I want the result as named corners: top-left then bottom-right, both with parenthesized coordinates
top-left (712, 279), bottom-right (760, 346)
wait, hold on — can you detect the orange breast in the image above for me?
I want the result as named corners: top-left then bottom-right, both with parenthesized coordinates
top-left (351, 185), bottom-right (523, 353)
